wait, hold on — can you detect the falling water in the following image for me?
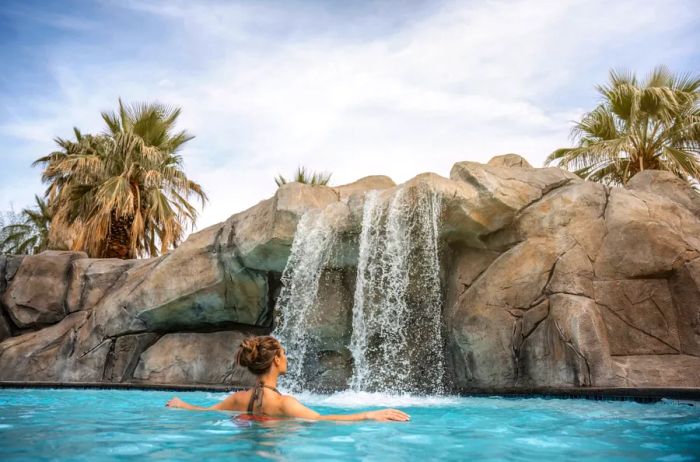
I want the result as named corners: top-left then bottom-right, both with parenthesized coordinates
top-left (273, 210), bottom-right (337, 392)
top-left (349, 187), bottom-right (445, 394)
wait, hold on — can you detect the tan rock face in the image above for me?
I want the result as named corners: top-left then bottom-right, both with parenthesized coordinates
top-left (627, 170), bottom-right (700, 218)
top-left (450, 161), bottom-right (579, 231)
top-left (445, 238), bottom-right (561, 388)
top-left (549, 245), bottom-right (595, 297)
top-left (595, 189), bottom-right (700, 279)
top-left (333, 175), bottom-right (396, 200)
top-left (0, 257), bottom-right (16, 341)
top-left (66, 258), bottom-right (142, 313)
top-left (117, 223), bottom-right (269, 332)
top-left (1, 158), bottom-right (700, 390)
top-left (132, 331), bottom-right (256, 386)
top-left (444, 161), bottom-right (700, 389)
top-left (0, 311), bottom-right (107, 382)
top-left (612, 355), bottom-right (700, 387)
top-left (520, 294), bottom-right (612, 387)
top-left (444, 244), bottom-right (500, 319)
top-left (2, 251), bottom-right (87, 328)
top-left (103, 333), bottom-right (160, 383)
top-left (232, 183), bottom-right (339, 272)
top-left (487, 154), bottom-right (533, 168)
top-left (516, 182), bottom-right (607, 260)
top-left (0, 313), bottom-right (12, 342)
top-left (595, 280), bottom-right (680, 355)
top-left (670, 259), bottom-right (700, 356)
top-left (294, 268), bottom-right (354, 391)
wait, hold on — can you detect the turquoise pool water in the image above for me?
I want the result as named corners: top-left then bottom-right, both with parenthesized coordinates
top-left (0, 388), bottom-right (698, 461)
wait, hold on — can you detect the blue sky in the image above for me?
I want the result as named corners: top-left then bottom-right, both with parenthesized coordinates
top-left (1, 0), bottom-right (699, 229)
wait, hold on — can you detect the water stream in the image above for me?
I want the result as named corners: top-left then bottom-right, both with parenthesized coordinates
top-left (272, 210), bottom-right (337, 391)
top-left (349, 187), bottom-right (444, 393)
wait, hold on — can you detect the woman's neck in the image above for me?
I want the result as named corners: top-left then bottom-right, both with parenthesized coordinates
top-left (258, 371), bottom-right (279, 388)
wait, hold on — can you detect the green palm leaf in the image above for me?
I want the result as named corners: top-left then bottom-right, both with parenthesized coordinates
top-left (274, 166), bottom-right (332, 187)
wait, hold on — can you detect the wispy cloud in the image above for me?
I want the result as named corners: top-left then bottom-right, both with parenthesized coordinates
top-left (1, 0), bottom-right (699, 230)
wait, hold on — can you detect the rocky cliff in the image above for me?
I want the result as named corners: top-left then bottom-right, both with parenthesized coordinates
top-left (1, 156), bottom-right (699, 391)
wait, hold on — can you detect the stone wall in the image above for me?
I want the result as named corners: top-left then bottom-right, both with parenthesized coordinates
top-left (1, 159), bottom-right (699, 390)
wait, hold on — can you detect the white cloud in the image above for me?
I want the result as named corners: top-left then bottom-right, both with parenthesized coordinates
top-left (1, 0), bottom-right (698, 231)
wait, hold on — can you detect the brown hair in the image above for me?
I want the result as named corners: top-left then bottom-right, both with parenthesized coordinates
top-left (236, 336), bottom-right (283, 375)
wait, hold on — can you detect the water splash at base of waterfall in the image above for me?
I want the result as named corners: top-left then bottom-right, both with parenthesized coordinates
top-left (272, 210), bottom-right (337, 392)
top-left (349, 187), bottom-right (445, 394)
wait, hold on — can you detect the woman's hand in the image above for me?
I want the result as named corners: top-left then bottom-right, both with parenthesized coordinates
top-left (364, 409), bottom-right (410, 421)
top-left (165, 396), bottom-right (188, 409)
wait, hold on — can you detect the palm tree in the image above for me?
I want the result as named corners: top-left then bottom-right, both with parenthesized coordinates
top-left (547, 66), bottom-right (700, 185)
top-left (34, 99), bottom-right (207, 259)
top-left (0, 195), bottom-right (53, 255)
top-left (275, 166), bottom-right (332, 187)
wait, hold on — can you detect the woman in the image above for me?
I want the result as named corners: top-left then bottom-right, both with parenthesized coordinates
top-left (166, 335), bottom-right (410, 422)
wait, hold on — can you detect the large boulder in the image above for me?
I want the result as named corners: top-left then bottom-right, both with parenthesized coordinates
top-left (393, 171), bottom-right (575, 248)
top-left (487, 153), bottom-right (533, 168)
top-left (66, 258), bottom-right (144, 313)
top-left (444, 244), bottom-right (500, 317)
top-left (445, 238), bottom-right (563, 388)
top-left (70, 223), bottom-right (273, 362)
top-left (132, 331), bottom-right (256, 386)
top-left (1, 251), bottom-right (87, 329)
top-left (548, 244), bottom-right (595, 297)
top-left (594, 189), bottom-right (700, 279)
top-left (1, 256), bottom-right (21, 340)
top-left (627, 170), bottom-right (700, 217)
top-left (399, 173), bottom-right (486, 246)
top-left (449, 160), bottom-right (579, 236)
top-left (0, 255), bottom-right (6, 293)
top-left (231, 183), bottom-right (339, 272)
top-left (103, 333), bottom-right (160, 383)
top-left (0, 311), bottom-right (110, 382)
top-left (131, 224), bottom-right (271, 330)
top-left (333, 175), bottom-right (396, 200)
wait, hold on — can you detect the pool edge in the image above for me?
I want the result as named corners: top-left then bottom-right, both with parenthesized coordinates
top-left (1, 381), bottom-right (699, 401)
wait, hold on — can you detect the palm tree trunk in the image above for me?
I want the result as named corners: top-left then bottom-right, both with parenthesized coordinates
top-left (104, 211), bottom-right (134, 259)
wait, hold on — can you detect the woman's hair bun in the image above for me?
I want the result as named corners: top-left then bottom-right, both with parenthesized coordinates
top-left (236, 336), bottom-right (281, 375)
top-left (237, 337), bottom-right (260, 368)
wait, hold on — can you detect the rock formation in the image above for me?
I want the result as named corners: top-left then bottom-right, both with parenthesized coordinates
top-left (1, 157), bottom-right (699, 390)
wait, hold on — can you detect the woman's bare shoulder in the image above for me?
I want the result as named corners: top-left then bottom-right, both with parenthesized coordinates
top-left (216, 389), bottom-right (250, 411)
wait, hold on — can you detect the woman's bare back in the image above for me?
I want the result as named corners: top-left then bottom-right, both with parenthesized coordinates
top-left (166, 389), bottom-right (409, 421)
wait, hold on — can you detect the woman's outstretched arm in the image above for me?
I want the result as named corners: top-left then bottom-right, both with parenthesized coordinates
top-left (281, 396), bottom-right (410, 422)
top-left (166, 393), bottom-right (242, 411)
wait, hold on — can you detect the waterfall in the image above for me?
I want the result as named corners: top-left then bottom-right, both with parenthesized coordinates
top-left (273, 210), bottom-right (337, 392)
top-left (272, 186), bottom-right (445, 394)
top-left (349, 187), bottom-right (445, 394)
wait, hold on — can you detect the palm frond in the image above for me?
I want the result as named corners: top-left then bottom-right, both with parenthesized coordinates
top-left (33, 98), bottom-right (203, 258)
top-left (275, 166), bottom-right (332, 188)
top-left (551, 66), bottom-right (700, 186)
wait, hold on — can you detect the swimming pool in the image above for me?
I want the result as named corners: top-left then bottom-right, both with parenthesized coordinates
top-left (0, 388), bottom-right (698, 461)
